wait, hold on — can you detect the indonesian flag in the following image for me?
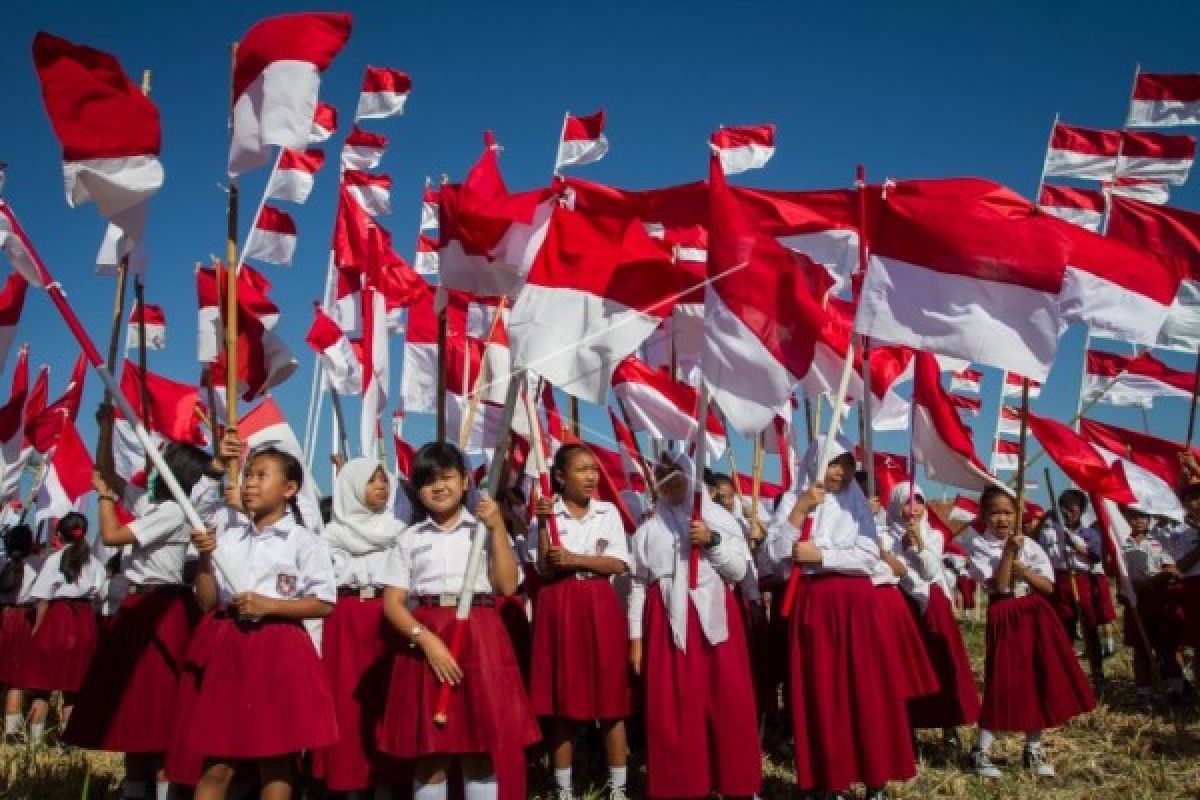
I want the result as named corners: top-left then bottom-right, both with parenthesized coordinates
top-left (1001, 372), bottom-right (1042, 398)
top-left (340, 126), bottom-right (387, 172)
top-left (1027, 413), bottom-right (1137, 504)
top-left (0, 348), bottom-right (29, 501)
top-left (392, 410), bottom-right (414, 478)
top-left (996, 404), bottom-right (1022, 436)
top-left (118, 360), bottom-right (206, 445)
top-left (95, 222), bottom-right (147, 277)
top-left (243, 205), bottom-right (298, 267)
top-left (227, 12), bottom-right (352, 176)
top-left (508, 204), bottom-right (677, 403)
top-left (1043, 122), bottom-right (1120, 181)
top-left (30, 355), bottom-right (87, 451)
top-left (1117, 131), bottom-right (1196, 185)
top-left (949, 495), bottom-right (980, 524)
top-left (1106, 177), bottom-right (1169, 205)
top-left (305, 304), bottom-right (362, 394)
top-left (1038, 185), bottom-right (1104, 232)
top-left (555, 110), bottom-right (608, 170)
top-left (354, 66), bottom-right (411, 121)
top-left (710, 124), bottom-right (776, 175)
top-left (911, 351), bottom-right (1006, 491)
top-left (871, 451), bottom-right (911, 503)
top-left (950, 393), bottom-right (981, 416)
top-left (1082, 349), bottom-right (1192, 408)
top-left (32, 32), bottom-right (163, 242)
top-left (21, 365), bottom-right (48, 452)
top-left (266, 148), bottom-right (325, 203)
top-left (238, 396), bottom-right (322, 527)
top-left (640, 225), bottom-right (708, 386)
top-left (704, 154), bottom-right (825, 434)
top-left (0, 202), bottom-right (50, 288)
top-left (0, 274), bottom-right (27, 372)
top-left (587, 441), bottom-right (642, 531)
top-left (949, 366), bottom-right (982, 394)
top-left (1128, 72), bottom-right (1200, 128)
top-left (1090, 443), bottom-right (1184, 520)
top-left (608, 407), bottom-right (652, 492)
top-left (400, 288), bottom-right (475, 414)
top-left (34, 419), bottom-right (93, 522)
top-left (343, 170), bottom-right (392, 216)
top-left (856, 178), bottom-right (1070, 382)
top-left (359, 227), bottom-right (392, 457)
top-left (420, 179), bottom-right (439, 231)
top-left (991, 438), bottom-right (1020, 472)
top-left (1080, 417), bottom-right (1200, 489)
top-left (414, 233), bottom-right (438, 276)
top-left (735, 473), bottom-right (785, 502)
top-left (125, 302), bottom-right (165, 351)
top-left (610, 356), bottom-right (726, 460)
top-left (310, 101), bottom-right (338, 143)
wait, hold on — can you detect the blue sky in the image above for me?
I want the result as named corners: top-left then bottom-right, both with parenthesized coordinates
top-left (2, 1), bottom-right (1200, 505)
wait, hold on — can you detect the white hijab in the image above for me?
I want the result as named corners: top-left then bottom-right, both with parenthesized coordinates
top-left (322, 458), bottom-right (404, 556)
top-left (885, 481), bottom-right (932, 544)
top-left (799, 435), bottom-right (877, 546)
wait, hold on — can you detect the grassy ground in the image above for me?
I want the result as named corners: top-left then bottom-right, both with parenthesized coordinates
top-left (2, 617), bottom-right (1198, 799)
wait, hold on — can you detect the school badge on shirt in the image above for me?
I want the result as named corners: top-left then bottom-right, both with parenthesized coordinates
top-left (596, 539), bottom-right (609, 555)
top-left (276, 572), bottom-right (298, 597)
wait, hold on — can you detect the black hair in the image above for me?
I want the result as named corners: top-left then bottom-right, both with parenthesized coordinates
top-left (319, 496), bottom-right (333, 526)
top-left (57, 512), bottom-right (91, 584)
top-left (0, 525), bottom-right (33, 595)
top-left (854, 469), bottom-right (869, 488)
top-left (979, 486), bottom-right (1015, 515)
top-left (1057, 489), bottom-right (1089, 513)
top-left (710, 472), bottom-right (735, 490)
top-left (1181, 482), bottom-right (1200, 504)
top-left (550, 442), bottom-right (593, 495)
top-left (152, 442), bottom-right (216, 504)
top-left (246, 447), bottom-right (306, 525)
top-left (411, 442), bottom-right (468, 492)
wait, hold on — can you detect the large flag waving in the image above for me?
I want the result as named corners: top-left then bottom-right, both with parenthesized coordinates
top-left (1082, 349), bottom-right (1192, 408)
top-left (1027, 413), bottom-right (1137, 505)
top-left (1128, 73), bottom-right (1200, 127)
top-left (611, 356), bottom-right (726, 460)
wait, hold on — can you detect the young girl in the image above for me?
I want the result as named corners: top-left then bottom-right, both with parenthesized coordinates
top-left (1120, 505), bottom-right (1185, 701)
top-left (628, 453), bottom-right (760, 800)
top-left (881, 483), bottom-right (980, 748)
top-left (0, 524), bottom-right (37, 743)
top-left (765, 438), bottom-right (917, 799)
top-left (377, 442), bottom-right (539, 800)
top-left (962, 486), bottom-right (1095, 779)
top-left (531, 443), bottom-right (631, 800)
top-left (166, 447), bottom-right (338, 799)
top-left (312, 457), bottom-right (407, 794)
top-left (1167, 483), bottom-right (1200, 678)
top-left (64, 440), bottom-right (223, 799)
top-left (14, 513), bottom-right (105, 744)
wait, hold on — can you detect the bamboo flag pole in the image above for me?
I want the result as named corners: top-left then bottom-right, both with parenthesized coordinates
top-left (1187, 344), bottom-right (1200, 448)
top-left (615, 395), bottom-right (658, 504)
top-left (436, 304), bottom-right (448, 442)
top-left (134, 277), bottom-right (151, 468)
top-left (224, 43), bottom-right (241, 487)
top-left (1011, 379), bottom-right (1032, 558)
top-left (458, 298), bottom-right (508, 449)
top-left (748, 430), bottom-right (765, 547)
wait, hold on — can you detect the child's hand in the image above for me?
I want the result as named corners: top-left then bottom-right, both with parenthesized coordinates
top-left (534, 496), bottom-right (554, 517)
top-left (792, 540), bottom-right (822, 565)
top-left (545, 545), bottom-right (576, 571)
top-left (215, 430), bottom-right (243, 470)
top-left (689, 520), bottom-right (713, 547)
top-left (419, 633), bottom-right (463, 684)
top-left (191, 528), bottom-right (217, 555)
top-left (233, 592), bottom-right (274, 620)
top-left (797, 483), bottom-right (827, 514)
top-left (476, 496), bottom-right (503, 530)
top-left (628, 639), bottom-right (644, 678)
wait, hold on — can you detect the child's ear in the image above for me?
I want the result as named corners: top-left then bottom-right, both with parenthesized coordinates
top-left (285, 480), bottom-right (300, 500)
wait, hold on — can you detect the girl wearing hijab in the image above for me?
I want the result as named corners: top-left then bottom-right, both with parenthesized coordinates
top-left (764, 437), bottom-right (918, 799)
top-left (882, 483), bottom-right (980, 749)
top-left (312, 457), bottom-right (408, 794)
top-left (628, 453), bottom-right (761, 800)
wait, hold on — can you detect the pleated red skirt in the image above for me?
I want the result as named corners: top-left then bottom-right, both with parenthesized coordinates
top-left (12, 598), bottom-right (97, 692)
top-left (496, 593), bottom-right (532, 684)
top-left (377, 605), bottom-right (540, 759)
top-left (642, 584), bottom-right (761, 799)
top-left (903, 587), bottom-right (980, 729)
top-left (1123, 584), bottom-right (1184, 651)
top-left (63, 587), bottom-right (200, 753)
top-left (1052, 571), bottom-right (1117, 629)
top-left (980, 593), bottom-right (1095, 732)
top-left (164, 613), bottom-right (338, 785)
top-left (0, 606), bottom-right (34, 684)
top-left (530, 577), bottom-right (631, 721)
top-left (957, 575), bottom-right (977, 609)
top-left (874, 584), bottom-right (939, 700)
top-left (310, 594), bottom-right (407, 792)
top-left (789, 574), bottom-right (916, 793)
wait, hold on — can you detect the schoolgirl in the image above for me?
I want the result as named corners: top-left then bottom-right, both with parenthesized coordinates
top-left (0, 524), bottom-right (37, 742)
top-left (1119, 505), bottom-right (1185, 701)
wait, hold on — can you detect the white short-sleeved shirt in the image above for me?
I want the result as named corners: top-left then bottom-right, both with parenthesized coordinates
top-left (1166, 525), bottom-right (1200, 578)
top-left (1123, 536), bottom-right (1174, 584)
top-left (210, 516), bottom-right (337, 607)
top-left (380, 509), bottom-right (508, 596)
top-left (961, 530), bottom-right (1053, 598)
top-left (547, 498), bottom-right (630, 567)
top-left (329, 549), bottom-right (393, 589)
top-left (1040, 522), bottom-right (1101, 574)
top-left (123, 501), bottom-right (193, 585)
top-left (29, 549), bottom-right (106, 600)
top-left (0, 559), bottom-right (39, 605)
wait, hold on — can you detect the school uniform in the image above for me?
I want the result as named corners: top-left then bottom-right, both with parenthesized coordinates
top-left (1122, 535), bottom-right (1184, 688)
top-left (0, 557), bottom-right (39, 686)
top-left (530, 498), bottom-right (632, 721)
top-left (629, 492), bottom-right (761, 799)
top-left (164, 515), bottom-right (338, 785)
top-left (13, 549), bottom-right (105, 692)
top-left (962, 530), bottom-right (1095, 732)
top-left (1165, 525), bottom-right (1200, 648)
top-left (1040, 522), bottom-right (1116, 631)
top-left (376, 509), bottom-right (540, 760)
top-left (868, 551), bottom-right (940, 703)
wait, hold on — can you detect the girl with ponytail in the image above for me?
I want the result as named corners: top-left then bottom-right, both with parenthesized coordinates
top-left (0, 524), bottom-right (36, 743)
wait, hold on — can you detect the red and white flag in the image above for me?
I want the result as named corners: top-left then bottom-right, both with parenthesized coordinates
top-left (32, 33), bottom-right (163, 243)
top-left (359, 227), bottom-right (392, 456)
top-left (949, 366), bottom-right (982, 394)
top-left (1082, 349), bottom-right (1192, 408)
top-left (555, 110), bottom-right (609, 170)
top-left (1117, 131), bottom-right (1196, 185)
top-left (310, 101), bottom-right (338, 143)
top-left (392, 410), bottom-right (414, 478)
top-left (1037, 185), bottom-right (1104, 232)
top-left (266, 148), bottom-right (325, 203)
top-left (990, 438), bottom-right (1021, 472)
top-left (343, 170), bottom-right (392, 216)
top-left (710, 124), bottom-right (776, 175)
top-left (340, 126), bottom-right (387, 172)
top-left (0, 274), bottom-right (27, 372)
top-left (125, 302), bottom-right (165, 351)
top-left (996, 404), bottom-right (1022, 436)
top-left (911, 352), bottom-right (1006, 491)
top-left (950, 393), bottom-right (981, 416)
top-left (608, 407), bottom-right (652, 492)
top-left (610, 356), bottom-right (726, 460)
top-left (354, 66), bottom-right (411, 121)
top-left (1043, 122), bottom-right (1120, 181)
top-left (640, 225), bottom-right (708, 386)
top-left (20, 365), bottom-right (48, 456)
top-left (1080, 417), bottom-right (1200, 489)
top-left (1106, 177), bottom-right (1169, 205)
top-left (0, 202), bottom-right (50, 288)
top-left (508, 204), bottom-right (677, 402)
top-left (95, 222), bottom-right (147, 277)
top-left (118, 360), bottom-right (206, 446)
top-left (1027, 413), bottom-right (1137, 504)
top-left (400, 289), bottom-right (472, 414)
top-left (420, 178), bottom-right (439, 231)
top-left (227, 12), bottom-right (352, 175)
top-left (0, 348), bottom-right (29, 501)
top-left (704, 154), bottom-right (825, 434)
top-left (414, 233), bottom-right (438, 276)
top-left (1128, 72), bottom-right (1200, 128)
top-left (305, 304), bottom-right (362, 394)
top-left (1001, 372), bottom-right (1042, 399)
top-left (949, 495), bottom-right (980, 524)
top-left (243, 205), bottom-right (298, 266)
top-left (855, 179), bottom-right (1070, 382)
top-left (34, 419), bottom-right (93, 522)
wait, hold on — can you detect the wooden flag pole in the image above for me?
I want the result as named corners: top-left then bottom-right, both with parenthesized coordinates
top-left (1010, 379), bottom-right (1032, 584)
top-left (134, 277), bottom-right (152, 469)
top-left (436, 306), bottom-right (448, 442)
top-left (224, 43), bottom-right (241, 487)
top-left (1187, 343), bottom-right (1200, 448)
top-left (101, 260), bottom-right (129, 406)
top-left (615, 396), bottom-right (658, 504)
top-left (748, 430), bottom-right (765, 549)
top-left (459, 299), bottom-right (508, 449)
top-left (328, 390), bottom-right (350, 461)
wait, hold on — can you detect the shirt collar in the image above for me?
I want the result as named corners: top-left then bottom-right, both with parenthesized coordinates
top-left (554, 497), bottom-right (602, 521)
top-left (240, 514), bottom-right (297, 541)
top-left (417, 507), bottom-right (476, 534)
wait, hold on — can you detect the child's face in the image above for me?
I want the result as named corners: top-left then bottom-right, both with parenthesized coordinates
top-left (823, 454), bottom-right (855, 492)
top-left (1059, 502), bottom-right (1084, 528)
top-left (557, 450), bottom-right (600, 502)
top-left (364, 467), bottom-right (391, 513)
top-left (902, 497), bottom-right (926, 523)
top-left (1124, 509), bottom-right (1151, 537)
top-left (985, 495), bottom-right (1016, 537)
top-left (242, 455), bottom-right (298, 518)
top-left (713, 482), bottom-right (736, 512)
top-left (418, 468), bottom-right (467, 518)
top-left (656, 464), bottom-right (689, 506)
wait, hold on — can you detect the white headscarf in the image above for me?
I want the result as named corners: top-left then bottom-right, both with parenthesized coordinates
top-left (322, 458), bottom-right (404, 556)
top-left (799, 435), bottom-right (877, 545)
top-left (885, 481), bottom-right (931, 543)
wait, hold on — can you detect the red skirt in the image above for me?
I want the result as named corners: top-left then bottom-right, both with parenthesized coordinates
top-left (789, 574), bottom-right (916, 793)
top-left (530, 577), bottom-right (631, 721)
top-left (1052, 571), bottom-right (1117, 629)
top-left (496, 593), bottom-right (532, 685)
top-left (164, 613), bottom-right (338, 785)
top-left (377, 605), bottom-right (540, 758)
top-left (310, 593), bottom-right (408, 792)
top-left (874, 584), bottom-right (939, 700)
top-left (1124, 584), bottom-right (1184, 651)
top-left (957, 575), bottom-right (977, 610)
top-left (63, 587), bottom-right (200, 753)
top-left (903, 587), bottom-right (981, 729)
top-left (0, 606), bottom-right (34, 684)
top-left (642, 584), bottom-right (760, 799)
top-left (1176, 577), bottom-right (1200, 648)
top-left (11, 598), bottom-right (97, 692)
top-left (980, 594), bottom-right (1095, 732)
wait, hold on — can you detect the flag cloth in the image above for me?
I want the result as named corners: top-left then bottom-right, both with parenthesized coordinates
top-left (310, 101), bottom-right (337, 143)
top-left (1037, 185), bottom-right (1104, 232)
top-left (118, 360), bottom-right (206, 445)
top-left (227, 12), bottom-right (352, 175)
top-left (1001, 372), bottom-right (1042, 399)
top-left (990, 438), bottom-right (1020, 472)
top-left (95, 222), bottom-right (147, 277)
top-left (555, 110), bottom-right (609, 170)
top-left (354, 66), bottom-right (411, 120)
top-left (358, 227), bottom-right (391, 457)
top-left (0, 202), bottom-right (50, 288)
top-left (1027, 413), bottom-right (1137, 504)
top-left (1043, 122), bottom-right (1121, 181)
top-left (343, 170), bottom-right (392, 216)
top-left (420, 179), bottom-right (439, 231)
top-left (34, 419), bottom-right (93, 522)
top-left (0, 274), bottom-right (27, 372)
top-left (1128, 73), bottom-right (1200, 127)
top-left (243, 205), bottom-right (298, 266)
top-left (21, 366), bottom-right (49, 454)
top-left (414, 233), bottom-right (439, 276)
top-left (1107, 178), bottom-right (1169, 206)
top-left (392, 410), bottom-right (414, 478)
top-left (949, 495), bottom-right (979, 524)
top-left (305, 304), bottom-right (362, 394)
top-left (340, 125), bottom-right (387, 172)
top-left (1082, 349), bottom-right (1192, 408)
top-left (1080, 418), bottom-right (1200, 490)
top-left (266, 148), bottom-right (325, 203)
top-left (710, 124), bottom-right (776, 175)
top-left (611, 356), bottom-right (726, 461)
top-left (0, 348), bottom-right (29, 501)
top-left (125, 302), bottom-right (165, 351)
top-left (1116, 131), bottom-right (1196, 185)
top-left (1089, 443), bottom-right (1184, 520)
top-left (996, 404), bottom-right (1022, 436)
top-left (949, 366), bottom-right (982, 394)
top-left (950, 393), bottom-right (981, 415)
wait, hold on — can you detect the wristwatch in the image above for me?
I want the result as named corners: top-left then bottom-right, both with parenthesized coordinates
top-left (704, 530), bottom-right (723, 549)
top-left (408, 623), bottom-right (425, 645)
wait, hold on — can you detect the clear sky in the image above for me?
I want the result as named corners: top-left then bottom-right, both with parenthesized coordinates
top-left (2, 0), bottom-right (1199, 506)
